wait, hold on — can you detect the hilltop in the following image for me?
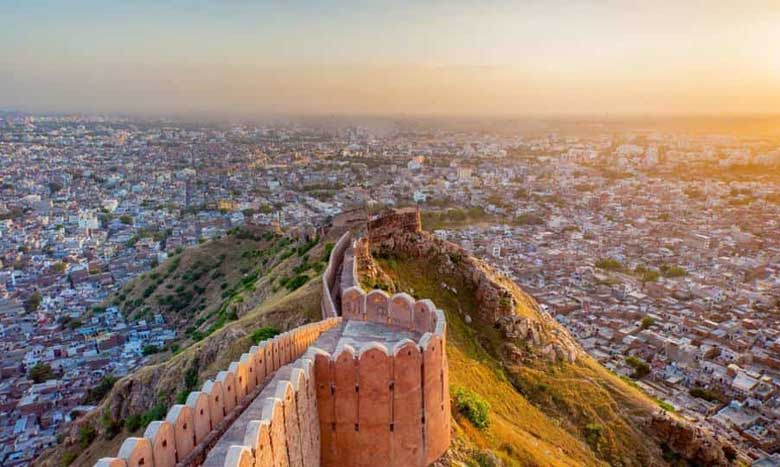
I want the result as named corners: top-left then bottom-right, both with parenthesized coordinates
top-left (35, 227), bottom-right (335, 467)
top-left (37, 215), bottom-right (737, 467)
top-left (356, 211), bottom-right (735, 466)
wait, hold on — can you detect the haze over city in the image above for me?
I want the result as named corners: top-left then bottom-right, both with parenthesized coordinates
top-left (2, 0), bottom-right (780, 117)
top-left (2, 2), bottom-right (780, 467)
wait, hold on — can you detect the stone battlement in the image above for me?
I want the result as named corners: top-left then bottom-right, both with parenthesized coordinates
top-left (97, 224), bottom-right (450, 467)
top-left (97, 319), bottom-right (341, 467)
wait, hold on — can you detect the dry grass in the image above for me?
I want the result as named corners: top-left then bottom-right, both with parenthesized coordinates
top-left (375, 254), bottom-right (670, 467)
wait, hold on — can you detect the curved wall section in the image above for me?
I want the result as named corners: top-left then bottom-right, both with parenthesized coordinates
top-left (98, 221), bottom-right (450, 467)
top-left (99, 319), bottom-right (340, 467)
top-left (321, 232), bottom-right (352, 319)
top-left (312, 290), bottom-right (449, 467)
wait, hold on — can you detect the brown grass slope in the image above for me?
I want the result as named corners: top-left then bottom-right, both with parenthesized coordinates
top-left (371, 251), bottom-right (704, 467)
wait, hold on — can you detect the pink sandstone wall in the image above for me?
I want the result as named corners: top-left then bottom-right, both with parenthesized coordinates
top-left (102, 223), bottom-right (450, 467)
top-left (311, 295), bottom-right (450, 467)
top-left (101, 319), bottom-right (340, 467)
top-left (224, 352), bottom-right (323, 467)
top-left (218, 229), bottom-right (450, 467)
top-left (321, 232), bottom-right (351, 319)
top-left (220, 290), bottom-right (449, 467)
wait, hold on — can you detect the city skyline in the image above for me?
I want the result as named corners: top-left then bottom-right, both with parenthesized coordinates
top-left (2, 0), bottom-right (780, 117)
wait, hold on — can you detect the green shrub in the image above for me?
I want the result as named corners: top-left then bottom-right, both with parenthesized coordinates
top-left (322, 242), bottom-right (335, 261)
top-left (61, 451), bottom-right (78, 466)
top-left (83, 375), bottom-right (118, 404)
top-left (453, 387), bottom-right (490, 429)
top-left (100, 410), bottom-right (123, 439)
top-left (251, 326), bottom-right (280, 344)
top-left (285, 274), bottom-right (309, 291)
top-left (78, 424), bottom-right (97, 449)
top-left (595, 257), bottom-right (623, 271)
top-left (641, 269), bottom-right (661, 283)
top-left (124, 415), bottom-right (142, 432)
top-left (626, 355), bottom-right (650, 379)
top-left (29, 362), bottom-right (55, 383)
top-left (139, 402), bottom-right (167, 426)
top-left (658, 400), bottom-right (675, 412)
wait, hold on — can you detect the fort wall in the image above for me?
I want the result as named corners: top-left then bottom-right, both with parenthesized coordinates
top-left (316, 286), bottom-right (449, 467)
top-left (96, 216), bottom-right (450, 467)
top-left (97, 319), bottom-right (341, 467)
top-left (321, 232), bottom-right (351, 319)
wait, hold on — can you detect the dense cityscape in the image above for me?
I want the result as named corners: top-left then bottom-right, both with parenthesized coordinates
top-left (1, 113), bottom-right (779, 465)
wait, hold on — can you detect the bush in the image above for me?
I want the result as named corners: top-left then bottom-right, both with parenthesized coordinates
top-left (29, 363), bottom-right (55, 383)
top-left (285, 275), bottom-right (309, 291)
top-left (61, 451), bottom-right (78, 466)
top-left (626, 355), bottom-right (650, 379)
top-left (468, 450), bottom-right (501, 467)
top-left (453, 387), bottom-right (490, 429)
top-left (661, 264), bottom-right (687, 278)
top-left (83, 375), bottom-right (118, 404)
top-left (25, 291), bottom-right (42, 313)
top-left (139, 402), bottom-right (167, 426)
top-left (322, 242), bottom-right (335, 261)
top-left (124, 415), bottom-right (143, 432)
top-left (251, 326), bottom-right (280, 344)
top-left (78, 424), bottom-right (97, 449)
top-left (100, 410), bottom-right (123, 439)
top-left (658, 401), bottom-right (675, 412)
top-left (641, 269), bottom-right (661, 283)
top-left (595, 257), bottom-right (623, 271)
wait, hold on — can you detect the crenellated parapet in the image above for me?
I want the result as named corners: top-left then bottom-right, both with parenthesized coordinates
top-left (96, 319), bottom-right (341, 467)
top-left (97, 222), bottom-right (450, 467)
top-left (313, 287), bottom-right (449, 467)
top-left (211, 233), bottom-right (450, 467)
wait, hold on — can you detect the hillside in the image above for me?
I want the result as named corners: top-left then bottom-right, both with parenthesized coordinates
top-left (35, 227), bottom-right (334, 467)
top-left (37, 220), bottom-right (737, 467)
top-left (109, 227), bottom-right (323, 341)
top-left (359, 226), bottom-right (736, 467)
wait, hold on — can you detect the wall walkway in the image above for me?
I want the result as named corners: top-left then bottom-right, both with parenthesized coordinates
top-left (97, 229), bottom-right (450, 467)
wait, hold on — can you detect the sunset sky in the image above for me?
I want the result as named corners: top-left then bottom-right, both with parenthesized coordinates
top-left (2, 0), bottom-right (779, 117)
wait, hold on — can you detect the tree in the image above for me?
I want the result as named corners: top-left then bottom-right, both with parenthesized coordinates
top-left (119, 214), bottom-right (134, 225)
top-left (29, 363), bottom-right (55, 383)
top-left (640, 315), bottom-right (655, 330)
top-left (625, 356), bottom-right (650, 379)
top-left (25, 291), bottom-right (42, 313)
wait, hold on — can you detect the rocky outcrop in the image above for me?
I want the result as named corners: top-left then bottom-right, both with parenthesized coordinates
top-left (362, 220), bottom-right (579, 364)
top-left (361, 209), bottom-right (736, 467)
top-left (649, 412), bottom-right (736, 466)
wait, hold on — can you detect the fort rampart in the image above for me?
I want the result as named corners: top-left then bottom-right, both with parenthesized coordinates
top-left (96, 319), bottom-right (341, 467)
top-left (98, 224), bottom-right (450, 467)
